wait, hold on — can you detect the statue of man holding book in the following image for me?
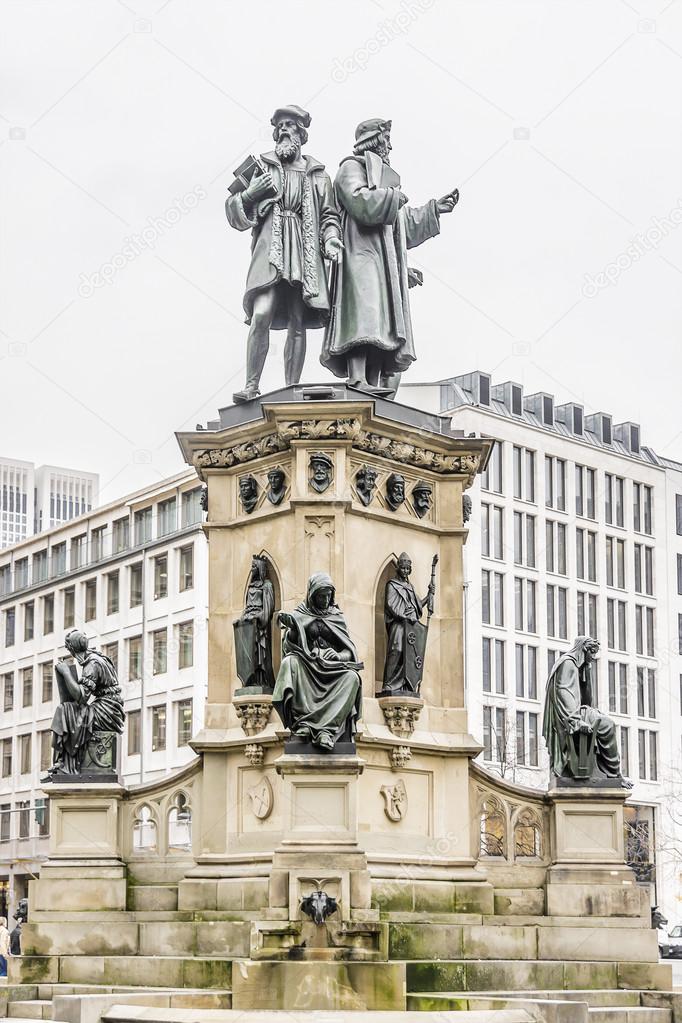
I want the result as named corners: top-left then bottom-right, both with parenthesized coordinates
top-left (225, 104), bottom-right (343, 403)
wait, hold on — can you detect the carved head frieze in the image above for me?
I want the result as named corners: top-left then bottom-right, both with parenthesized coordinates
top-left (385, 472), bottom-right (406, 511)
top-left (238, 474), bottom-right (259, 514)
top-left (309, 452), bottom-right (334, 494)
top-left (411, 480), bottom-right (433, 518)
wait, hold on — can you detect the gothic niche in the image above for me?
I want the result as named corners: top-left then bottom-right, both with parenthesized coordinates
top-left (479, 796), bottom-right (506, 858)
top-left (168, 792), bottom-right (192, 851)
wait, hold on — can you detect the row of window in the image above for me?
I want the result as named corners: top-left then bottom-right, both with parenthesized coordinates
top-left (0, 799), bottom-right (49, 842)
top-left (483, 444), bottom-right (655, 535)
top-left (2, 545), bottom-right (194, 649)
top-left (0, 698), bottom-right (194, 777)
top-left (0, 489), bottom-right (202, 597)
top-left (485, 505), bottom-right (655, 594)
top-left (0, 622), bottom-right (195, 712)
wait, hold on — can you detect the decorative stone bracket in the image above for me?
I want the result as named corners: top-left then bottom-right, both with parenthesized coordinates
top-left (377, 695), bottom-right (424, 738)
top-left (234, 694), bottom-right (273, 736)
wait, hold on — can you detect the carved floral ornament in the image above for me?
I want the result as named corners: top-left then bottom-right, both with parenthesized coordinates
top-left (194, 418), bottom-right (481, 480)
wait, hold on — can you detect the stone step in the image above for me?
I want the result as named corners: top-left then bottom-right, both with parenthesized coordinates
top-left (7, 1001), bottom-right (52, 1020)
top-left (588, 1009), bottom-right (672, 1022)
top-left (103, 1009), bottom-right (535, 1023)
top-left (405, 959), bottom-right (672, 993)
top-left (409, 988), bottom-right (643, 1008)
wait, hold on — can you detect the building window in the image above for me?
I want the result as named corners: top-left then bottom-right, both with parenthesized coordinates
top-left (128, 636), bottom-right (142, 680)
top-left (84, 579), bottom-right (97, 621)
top-left (0, 566), bottom-right (9, 597)
top-left (51, 542), bottom-right (66, 577)
top-left (605, 474), bottom-right (625, 527)
top-left (71, 534), bottom-right (86, 570)
top-left (35, 797), bottom-right (50, 837)
top-left (178, 622), bottom-right (194, 669)
top-left (676, 494), bottom-right (682, 535)
top-left (24, 601), bottom-right (34, 641)
top-left (42, 593), bottom-right (55, 635)
top-left (112, 516), bottom-right (130, 554)
top-left (607, 598), bottom-right (627, 651)
top-left (635, 544), bottom-right (654, 596)
top-left (151, 704), bottom-right (167, 751)
top-left (608, 661), bottom-right (628, 715)
top-left (0, 804), bottom-right (10, 843)
top-left (127, 709), bottom-right (141, 755)
top-left (512, 447), bottom-right (535, 502)
top-left (2, 672), bottom-right (13, 712)
top-left (102, 642), bottom-right (118, 673)
top-left (158, 497), bottom-right (177, 537)
top-left (482, 570), bottom-right (504, 626)
top-left (176, 699), bottom-right (193, 746)
top-left (134, 507), bottom-right (152, 545)
top-left (620, 727), bottom-right (630, 777)
top-left (482, 441), bottom-right (503, 494)
top-left (482, 637), bottom-right (505, 694)
top-left (633, 483), bottom-right (653, 535)
top-left (90, 525), bottom-right (106, 563)
top-left (649, 731), bottom-right (658, 781)
top-left (22, 667), bottom-right (33, 708)
top-left (41, 661), bottom-right (53, 703)
top-left (4, 607), bottom-right (15, 647)
top-left (18, 801), bottom-right (30, 840)
top-left (528, 713), bottom-right (539, 766)
top-left (513, 512), bottom-right (536, 567)
top-left (515, 645), bottom-right (538, 699)
top-left (514, 578), bottom-right (536, 633)
top-left (635, 605), bottom-right (655, 657)
top-left (546, 585), bottom-right (567, 640)
top-left (1, 738), bottom-right (12, 777)
top-left (63, 587), bottom-right (75, 628)
top-left (544, 456), bottom-right (566, 511)
top-left (576, 591), bottom-right (598, 638)
top-left (152, 629), bottom-right (167, 675)
top-left (181, 488), bottom-right (203, 527)
top-left (107, 571), bottom-right (119, 615)
top-left (40, 731), bottom-right (51, 772)
top-left (516, 711), bottom-right (526, 765)
top-left (154, 555), bottom-right (168, 599)
top-left (19, 734), bottom-right (31, 774)
top-left (545, 521), bottom-right (567, 575)
top-left (33, 550), bottom-right (48, 583)
top-left (605, 536), bottom-right (626, 589)
top-left (637, 666), bottom-right (657, 719)
top-left (179, 545), bottom-right (194, 591)
top-left (481, 504), bottom-right (504, 560)
top-left (129, 562), bottom-right (143, 607)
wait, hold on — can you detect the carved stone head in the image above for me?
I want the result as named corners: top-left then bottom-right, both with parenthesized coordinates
top-left (396, 552), bottom-right (412, 580)
top-left (355, 465), bottom-right (378, 506)
top-left (266, 466), bottom-right (286, 506)
top-left (309, 452), bottom-right (333, 494)
top-left (462, 493), bottom-right (472, 524)
top-left (239, 474), bottom-right (258, 514)
top-left (411, 480), bottom-right (432, 518)
top-left (385, 472), bottom-right (406, 511)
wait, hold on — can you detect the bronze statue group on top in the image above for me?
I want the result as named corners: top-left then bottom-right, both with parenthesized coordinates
top-left (226, 104), bottom-right (459, 403)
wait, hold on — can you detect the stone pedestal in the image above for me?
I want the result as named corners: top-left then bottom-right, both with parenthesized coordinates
top-left (546, 785), bottom-right (645, 918)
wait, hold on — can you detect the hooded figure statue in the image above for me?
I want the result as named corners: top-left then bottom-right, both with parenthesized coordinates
top-left (273, 573), bottom-right (362, 751)
top-left (542, 636), bottom-right (628, 785)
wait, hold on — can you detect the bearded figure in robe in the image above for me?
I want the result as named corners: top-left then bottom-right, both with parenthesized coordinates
top-left (321, 118), bottom-right (459, 398)
top-left (225, 105), bottom-right (343, 403)
top-left (273, 573), bottom-right (362, 751)
top-left (542, 636), bottom-right (631, 786)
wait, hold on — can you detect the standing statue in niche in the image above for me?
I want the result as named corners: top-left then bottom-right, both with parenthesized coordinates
top-left (225, 104), bottom-right (343, 403)
top-left (233, 556), bottom-right (276, 691)
top-left (542, 636), bottom-right (632, 787)
top-left (45, 629), bottom-right (125, 780)
top-left (273, 573), bottom-right (363, 751)
top-left (321, 118), bottom-right (459, 397)
top-left (380, 553), bottom-right (438, 696)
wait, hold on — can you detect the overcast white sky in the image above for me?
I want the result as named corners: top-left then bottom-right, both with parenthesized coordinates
top-left (2, 0), bottom-right (682, 503)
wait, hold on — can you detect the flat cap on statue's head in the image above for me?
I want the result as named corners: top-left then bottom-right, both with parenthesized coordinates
top-left (270, 104), bottom-right (312, 128)
top-left (354, 117), bottom-right (392, 145)
top-left (310, 451), bottom-right (334, 468)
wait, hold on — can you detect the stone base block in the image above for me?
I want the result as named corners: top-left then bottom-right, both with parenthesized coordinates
top-left (128, 885), bottom-right (178, 912)
top-left (231, 959), bottom-right (405, 1010)
top-left (537, 926), bottom-right (659, 963)
top-left (22, 921), bottom-right (138, 957)
top-left (372, 877), bottom-right (494, 915)
top-left (216, 877), bottom-right (268, 911)
top-left (8, 957), bottom-right (59, 985)
top-left (31, 877), bottom-right (127, 913)
top-left (177, 878), bottom-right (217, 911)
top-left (494, 888), bottom-right (545, 916)
top-left (388, 922), bottom-right (538, 961)
top-left (546, 880), bottom-right (643, 918)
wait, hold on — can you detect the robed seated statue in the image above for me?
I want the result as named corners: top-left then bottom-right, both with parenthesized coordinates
top-left (46, 628), bottom-right (125, 778)
top-left (272, 572), bottom-right (362, 751)
top-left (542, 636), bottom-right (631, 787)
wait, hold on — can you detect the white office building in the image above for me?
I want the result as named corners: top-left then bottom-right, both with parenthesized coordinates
top-left (0, 468), bottom-right (207, 917)
top-left (0, 456), bottom-right (99, 549)
top-left (404, 371), bottom-right (682, 919)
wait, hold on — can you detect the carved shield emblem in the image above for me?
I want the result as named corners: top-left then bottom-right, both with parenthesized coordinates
top-left (247, 776), bottom-right (273, 820)
top-left (380, 779), bottom-right (408, 822)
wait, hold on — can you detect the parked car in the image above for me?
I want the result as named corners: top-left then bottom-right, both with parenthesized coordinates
top-left (659, 924), bottom-right (682, 959)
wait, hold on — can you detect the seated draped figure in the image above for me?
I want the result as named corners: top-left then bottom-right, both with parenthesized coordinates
top-left (273, 572), bottom-right (363, 751)
top-left (47, 628), bottom-right (125, 777)
top-left (542, 635), bottom-right (631, 787)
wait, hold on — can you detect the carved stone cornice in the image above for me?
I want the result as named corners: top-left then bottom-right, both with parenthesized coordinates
top-left (233, 694), bottom-right (273, 736)
top-left (377, 696), bottom-right (425, 739)
top-left (194, 418), bottom-right (481, 481)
